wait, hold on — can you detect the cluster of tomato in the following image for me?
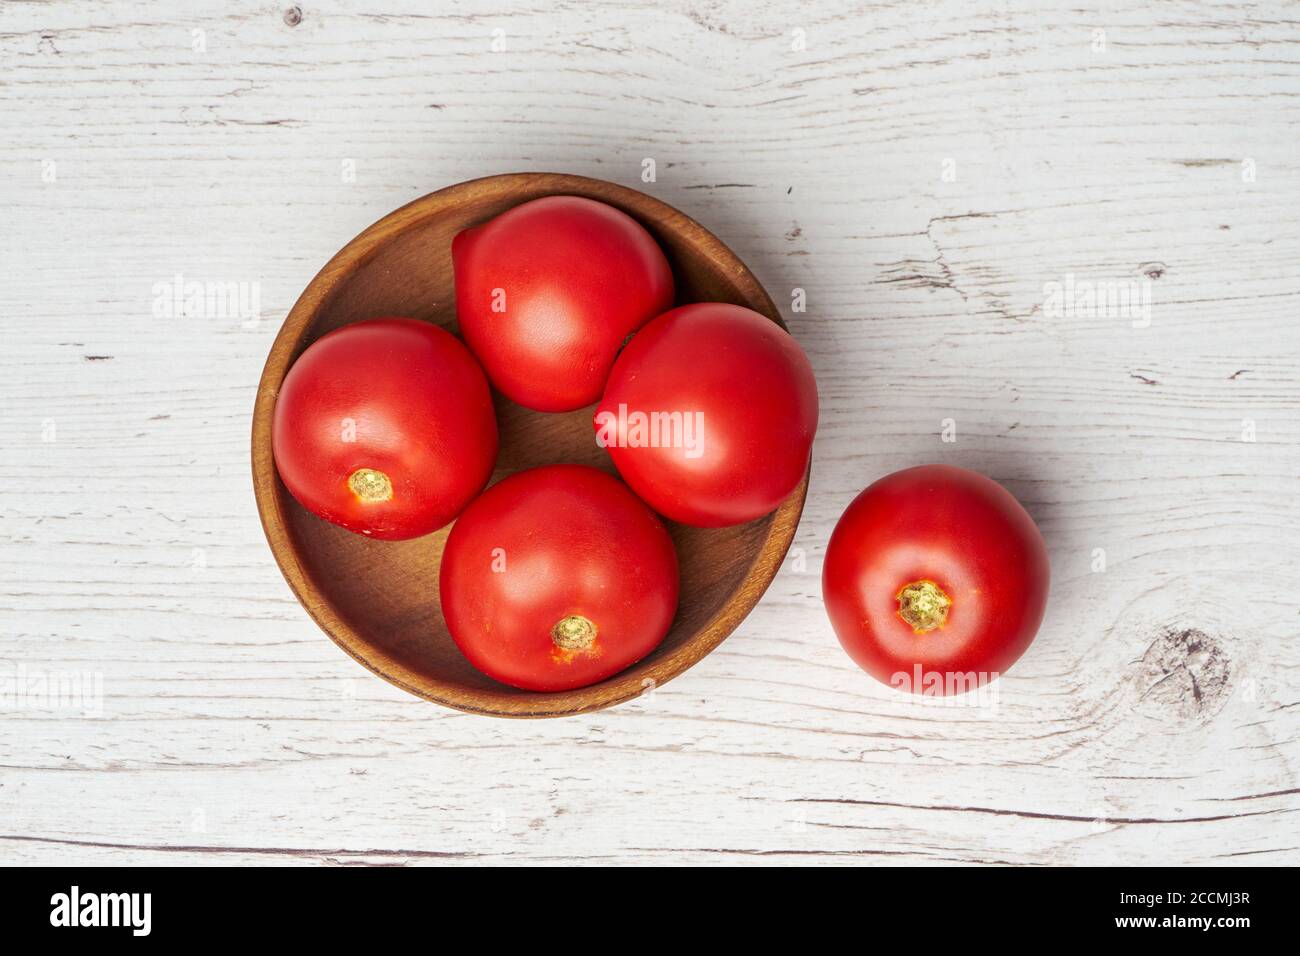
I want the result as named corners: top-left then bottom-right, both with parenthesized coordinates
top-left (273, 195), bottom-right (1049, 697)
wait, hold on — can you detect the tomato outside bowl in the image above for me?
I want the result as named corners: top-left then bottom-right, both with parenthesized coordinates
top-left (251, 172), bottom-right (810, 718)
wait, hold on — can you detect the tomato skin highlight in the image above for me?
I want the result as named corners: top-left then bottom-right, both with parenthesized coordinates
top-left (439, 464), bottom-right (680, 692)
top-left (595, 303), bottom-right (818, 527)
top-left (452, 196), bottom-right (675, 412)
top-left (821, 465), bottom-right (1049, 693)
top-left (271, 318), bottom-right (498, 540)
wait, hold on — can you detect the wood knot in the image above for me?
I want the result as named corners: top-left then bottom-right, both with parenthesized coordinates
top-left (1134, 627), bottom-right (1231, 721)
top-left (283, 6), bottom-right (303, 27)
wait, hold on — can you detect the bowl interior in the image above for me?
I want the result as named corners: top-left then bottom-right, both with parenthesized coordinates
top-left (253, 174), bottom-right (805, 716)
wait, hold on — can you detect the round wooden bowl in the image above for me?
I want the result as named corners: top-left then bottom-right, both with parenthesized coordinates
top-left (251, 172), bottom-right (809, 717)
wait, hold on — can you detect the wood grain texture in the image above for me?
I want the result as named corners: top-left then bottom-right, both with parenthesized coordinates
top-left (251, 172), bottom-right (806, 717)
top-left (1, 0), bottom-right (1297, 865)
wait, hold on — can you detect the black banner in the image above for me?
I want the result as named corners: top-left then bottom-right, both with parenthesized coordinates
top-left (0, 866), bottom-right (1280, 941)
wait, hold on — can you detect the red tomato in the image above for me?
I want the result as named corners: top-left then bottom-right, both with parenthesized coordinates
top-left (439, 464), bottom-right (679, 691)
top-left (272, 318), bottom-right (497, 540)
top-left (822, 465), bottom-right (1049, 694)
top-left (594, 303), bottom-right (818, 527)
top-left (452, 196), bottom-right (674, 412)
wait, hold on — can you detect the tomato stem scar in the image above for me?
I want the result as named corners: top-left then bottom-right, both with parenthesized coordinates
top-left (897, 580), bottom-right (951, 633)
top-left (348, 468), bottom-right (393, 503)
top-left (551, 614), bottom-right (597, 650)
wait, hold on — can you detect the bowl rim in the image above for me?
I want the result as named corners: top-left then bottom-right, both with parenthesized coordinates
top-left (251, 172), bottom-right (810, 718)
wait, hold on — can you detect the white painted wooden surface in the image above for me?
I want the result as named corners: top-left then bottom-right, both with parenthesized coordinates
top-left (1, 0), bottom-right (1297, 866)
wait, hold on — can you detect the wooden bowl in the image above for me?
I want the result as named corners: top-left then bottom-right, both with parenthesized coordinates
top-left (251, 173), bottom-right (808, 717)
